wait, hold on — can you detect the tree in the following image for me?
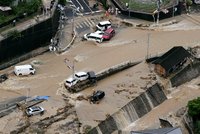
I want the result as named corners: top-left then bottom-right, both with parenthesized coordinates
top-left (186, 0), bottom-right (193, 6)
top-left (188, 97), bottom-right (200, 118)
top-left (0, 0), bottom-right (13, 6)
top-left (59, 0), bottom-right (66, 5)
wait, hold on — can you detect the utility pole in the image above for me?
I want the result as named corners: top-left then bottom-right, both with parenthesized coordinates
top-left (26, 88), bottom-right (30, 103)
top-left (128, 0), bottom-right (131, 18)
top-left (72, 60), bottom-right (75, 79)
top-left (64, 58), bottom-right (75, 78)
top-left (156, 0), bottom-right (161, 25)
top-left (146, 33), bottom-right (150, 59)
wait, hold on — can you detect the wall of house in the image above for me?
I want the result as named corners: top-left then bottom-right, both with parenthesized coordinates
top-left (88, 83), bottom-right (167, 134)
top-left (170, 61), bottom-right (200, 87)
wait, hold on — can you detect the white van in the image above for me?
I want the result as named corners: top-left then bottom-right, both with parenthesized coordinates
top-left (14, 64), bottom-right (36, 76)
top-left (96, 21), bottom-right (111, 31)
top-left (83, 32), bottom-right (103, 43)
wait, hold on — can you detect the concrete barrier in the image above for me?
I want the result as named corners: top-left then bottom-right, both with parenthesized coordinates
top-left (66, 60), bottom-right (141, 93)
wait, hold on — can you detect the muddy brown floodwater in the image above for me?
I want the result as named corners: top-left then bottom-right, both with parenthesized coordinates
top-left (0, 14), bottom-right (200, 133)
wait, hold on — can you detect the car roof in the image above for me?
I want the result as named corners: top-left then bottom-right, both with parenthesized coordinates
top-left (89, 33), bottom-right (103, 38)
top-left (105, 28), bottom-right (114, 33)
top-left (75, 71), bottom-right (87, 76)
top-left (95, 31), bottom-right (104, 34)
top-left (98, 21), bottom-right (111, 25)
top-left (29, 106), bottom-right (42, 110)
top-left (15, 64), bottom-right (33, 69)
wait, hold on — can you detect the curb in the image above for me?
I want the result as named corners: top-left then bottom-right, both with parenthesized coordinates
top-left (57, 31), bottom-right (77, 54)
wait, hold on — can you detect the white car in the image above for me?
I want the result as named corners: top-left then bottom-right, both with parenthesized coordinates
top-left (75, 71), bottom-right (89, 81)
top-left (14, 64), bottom-right (35, 76)
top-left (64, 77), bottom-right (78, 88)
top-left (26, 106), bottom-right (44, 117)
top-left (83, 32), bottom-right (103, 43)
top-left (96, 20), bottom-right (111, 31)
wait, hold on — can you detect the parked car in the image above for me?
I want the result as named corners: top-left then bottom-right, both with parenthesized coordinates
top-left (95, 28), bottom-right (115, 40)
top-left (74, 71), bottom-right (89, 81)
top-left (0, 74), bottom-right (8, 83)
top-left (64, 77), bottom-right (78, 88)
top-left (96, 20), bottom-right (111, 31)
top-left (14, 64), bottom-right (35, 76)
top-left (83, 32), bottom-right (103, 43)
top-left (90, 90), bottom-right (105, 103)
top-left (26, 106), bottom-right (44, 117)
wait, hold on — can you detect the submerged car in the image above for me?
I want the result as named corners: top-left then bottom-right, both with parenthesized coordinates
top-left (26, 106), bottom-right (44, 116)
top-left (95, 28), bottom-right (115, 40)
top-left (64, 77), bottom-right (78, 88)
top-left (90, 90), bottom-right (105, 103)
top-left (83, 32), bottom-right (103, 43)
top-left (0, 74), bottom-right (8, 83)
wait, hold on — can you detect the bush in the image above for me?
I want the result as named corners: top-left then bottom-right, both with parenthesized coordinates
top-left (0, 0), bottom-right (42, 25)
top-left (12, 0), bottom-right (41, 16)
top-left (188, 97), bottom-right (200, 118)
top-left (0, 0), bottom-right (13, 6)
top-left (59, 0), bottom-right (66, 5)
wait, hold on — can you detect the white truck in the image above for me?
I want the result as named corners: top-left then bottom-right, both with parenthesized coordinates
top-left (14, 64), bottom-right (35, 76)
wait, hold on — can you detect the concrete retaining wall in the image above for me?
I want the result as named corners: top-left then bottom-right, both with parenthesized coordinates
top-left (170, 61), bottom-right (200, 87)
top-left (88, 83), bottom-right (167, 134)
top-left (0, 6), bottom-right (60, 70)
top-left (111, 0), bottom-right (182, 21)
top-left (67, 60), bottom-right (141, 93)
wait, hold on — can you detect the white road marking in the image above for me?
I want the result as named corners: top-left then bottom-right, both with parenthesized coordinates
top-left (85, 18), bottom-right (93, 26)
top-left (88, 19), bottom-right (96, 26)
top-left (83, 21), bottom-right (90, 27)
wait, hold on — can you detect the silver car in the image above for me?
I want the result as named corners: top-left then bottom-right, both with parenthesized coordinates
top-left (26, 106), bottom-right (44, 116)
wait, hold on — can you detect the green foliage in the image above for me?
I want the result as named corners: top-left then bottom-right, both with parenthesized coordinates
top-left (186, 0), bottom-right (193, 6)
top-left (0, 13), bottom-right (15, 24)
top-left (188, 97), bottom-right (200, 117)
top-left (0, 0), bottom-right (13, 6)
top-left (0, 0), bottom-right (42, 25)
top-left (12, 0), bottom-right (41, 16)
top-left (100, 0), bottom-right (109, 10)
top-left (194, 121), bottom-right (200, 134)
top-left (59, 0), bottom-right (66, 5)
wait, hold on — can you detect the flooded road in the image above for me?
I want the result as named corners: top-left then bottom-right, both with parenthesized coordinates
top-left (0, 16), bottom-right (200, 133)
